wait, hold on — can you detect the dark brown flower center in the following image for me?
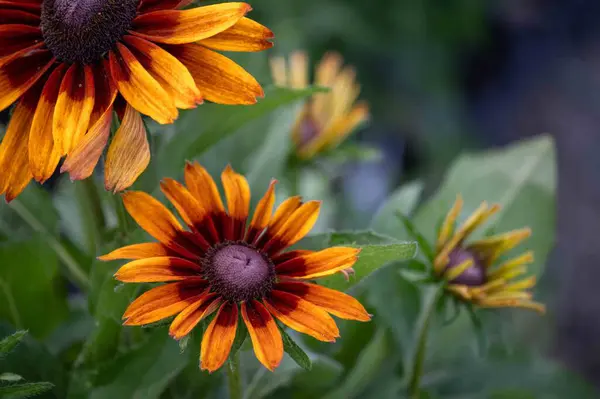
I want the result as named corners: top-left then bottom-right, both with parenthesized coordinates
top-left (445, 247), bottom-right (486, 286)
top-left (41, 0), bottom-right (139, 64)
top-left (203, 243), bottom-right (275, 303)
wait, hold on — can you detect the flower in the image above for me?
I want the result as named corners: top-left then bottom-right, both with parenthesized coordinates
top-left (433, 195), bottom-right (545, 313)
top-left (100, 163), bottom-right (371, 372)
top-left (0, 1), bottom-right (273, 200)
top-left (270, 51), bottom-right (369, 160)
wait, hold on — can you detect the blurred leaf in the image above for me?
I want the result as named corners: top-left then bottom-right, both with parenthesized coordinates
top-left (323, 144), bottom-right (383, 164)
top-left (395, 211), bottom-right (434, 262)
top-left (0, 374), bottom-right (23, 382)
top-left (243, 356), bottom-right (301, 399)
top-left (371, 180), bottom-right (424, 239)
top-left (297, 230), bottom-right (397, 250)
top-left (0, 239), bottom-right (68, 338)
top-left (280, 327), bottom-right (312, 371)
top-left (89, 330), bottom-right (187, 399)
top-left (0, 186), bottom-right (57, 240)
top-left (0, 330), bottom-right (27, 356)
top-left (413, 134), bottom-right (556, 277)
top-left (323, 328), bottom-right (390, 399)
top-left (0, 382), bottom-right (54, 399)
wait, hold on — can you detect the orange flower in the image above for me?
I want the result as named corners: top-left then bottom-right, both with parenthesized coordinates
top-left (0, 0), bottom-right (273, 200)
top-left (100, 163), bottom-right (370, 372)
top-left (270, 51), bottom-right (369, 160)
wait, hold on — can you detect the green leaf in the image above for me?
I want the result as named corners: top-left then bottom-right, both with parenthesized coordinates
top-left (371, 180), bottom-right (424, 239)
top-left (0, 331), bottom-right (27, 356)
top-left (0, 373), bottom-right (23, 382)
top-left (280, 327), bottom-right (312, 371)
top-left (297, 230), bottom-right (398, 250)
top-left (323, 143), bottom-right (383, 164)
top-left (413, 134), bottom-right (556, 278)
top-left (0, 239), bottom-right (69, 338)
top-left (395, 211), bottom-right (434, 262)
top-left (0, 382), bottom-right (54, 399)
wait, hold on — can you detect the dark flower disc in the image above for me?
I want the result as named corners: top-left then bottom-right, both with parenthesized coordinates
top-left (41, 0), bottom-right (139, 64)
top-left (445, 247), bottom-right (486, 287)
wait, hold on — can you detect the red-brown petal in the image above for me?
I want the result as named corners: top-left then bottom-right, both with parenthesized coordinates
top-left (241, 300), bottom-right (283, 371)
top-left (246, 179), bottom-right (277, 244)
top-left (169, 293), bottom-right (221, 340)
top-left (99, 242), bottom-right (182, 261)
top-left (275, 247), bottom-right (360, 280)
top-left (114, 256), bottom-right (202, 283)
top-left (200, 302), bottom-right (239, 373)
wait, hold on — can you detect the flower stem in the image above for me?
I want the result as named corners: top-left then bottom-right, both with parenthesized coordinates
top-left (407, 284), bottom-right (443, 398)
top-left (9, 199), bottom-right (90, 290)
top-left (227, 352), bottom-right (242, 399)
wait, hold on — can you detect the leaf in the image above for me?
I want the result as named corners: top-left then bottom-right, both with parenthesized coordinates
top-left (158, 86), bottom-right (325, 176)
top-left (0, 239), bottom-right (69, 338)
top-left (0, 331), bottom-right (27, 356)
top-left (88, 330), bottom-right (187, 399)
top-left (0, 373), bottom-right (23, 382)
top-left (297, 230), bottom-right (398, 250)
top-left (370, 180), bottom-right (424, 239)
top-left (279, 327), bottom-right (312, 371)
top-left (395, 211), bottom-right (434, 262)
top-left (413, 134), bottom-right (556, 278)
top-left (323, 143), bottom-right (384, 164)
top-left (0, 382), bottom-right (54, 399)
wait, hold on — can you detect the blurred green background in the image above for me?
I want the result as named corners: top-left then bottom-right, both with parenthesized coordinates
top-left (2, 0), bottom-right (600, 398)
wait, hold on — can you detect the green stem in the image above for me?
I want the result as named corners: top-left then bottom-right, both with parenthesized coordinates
top-left (0, 278), bottom-right (22, 329)
top-left (9, 199), bottom-right (90, 290)
top-left (227, 351), bottom-right (242, 399)
top-left (111, 193), bottom-right (130, 242)
top-left (407, 284), bottom-right (443, 399)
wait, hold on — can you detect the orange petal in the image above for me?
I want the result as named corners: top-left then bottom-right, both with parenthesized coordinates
top-left (200, 302), bottom-right (239, 373)
top-left (0, 25), bottom-right (42, 58)
top-left (53, 64), bottom-right (95, 155)
top-left (246, 179), bottom-right (276, 244)
top-left (0, 87), bottom-right (37, 201)
top-left (122, 35), bottom-right (202, 109)
top-left (132, 3), bottom-right (251, 45)
top-left (263, 201), bottom-right (321, 255)
top-left (169, 293), bottom-right (221, 340)
top-left (109, 44), bottom-right (177, 124)
top-left (160, 177), bottom-right (219, 246)
top-left (200, 17), bottom-right (273, 52)
top-left (289, 51), bottom-right (308, 90)
top-left (263, 290), bottom-right (339, 342)
top-left (28, 64), bottom-right (65, 182)
top-left (114, 256), bottom-right (202, 282)
top-left (272, 249), bottom-right (312, 265)
top-left (166, 43), bottom-right (263, 105)
top-left (0, 46), bottom-right (53, 112)
top-left (122, 190), bottom-right (200, 259)
top-left (275, 247), bottom-right (360, 280)
top-left (241, 300), bottom-right (283, 371)
top-left (276, 281), bottom-right (371, 321)
top-left (123, 279), bottom-right (208, 325)
top-left (62, 63), bottom-right (118, 181)
top-left (184, 161), bottom-right (226, 239)
top-left (221, 165), bottom-right (250, 240)
top-left (104, 104), bottom-right (150, 192)
top-left (99, 242), bottom-right (182, 261)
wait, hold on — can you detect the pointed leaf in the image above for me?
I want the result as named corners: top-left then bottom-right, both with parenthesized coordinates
top-left (280, 326), bottom-right (312, 371)
top-left (0, 382), bottom-right (54, 398)
top-left (0, 331), bottom-right (27, 356)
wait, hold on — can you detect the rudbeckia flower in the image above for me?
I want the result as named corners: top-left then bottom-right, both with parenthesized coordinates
top-left (433, 195), bottom-right (545, 313)
top-left (100, 163), bottom-right (371, 372)
top-left (0, 0), bottom-right (273, 200)
top-left (270, 51), bottom-right (369, 160)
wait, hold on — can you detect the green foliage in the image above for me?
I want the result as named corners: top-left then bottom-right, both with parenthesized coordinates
top-left (0, 330), bottom-right (27, 356)
top-left (279, 327), bottom-right (312, 371)
top-left (0, 382), bottom-right (54, 399)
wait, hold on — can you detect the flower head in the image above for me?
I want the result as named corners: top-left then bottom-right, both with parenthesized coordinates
top-left (100, 163), bottom-right (370, 372)
top-left (0, 0), bottom-right (273, 200)
top-left (270, 51), bottom-right (369, 160)
top-left (433, 195), bottom-right (545, 314)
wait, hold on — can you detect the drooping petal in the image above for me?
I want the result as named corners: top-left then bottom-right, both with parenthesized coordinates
top-left (166, 44), bottom-right (263, 105)
top-left (132, 3), bottom-right (251, 45)
top-left (123, 278), bottom-right (208, 325)
top-left (262, 201), bottom-right (321, 254)
top-left (62, 62), bottom-right (118, 181)
top-left (160, 177), bottom-right (219, 246)
top-left (201, 17), bottom-right (273, 52)
top-left (0, 46), bottom-right (53, 112)
top-left (275, 281), bottom-right (370, 321)
top-left (0, 25), bottom-right (41, 58)
top-left (28, 64), bottom-right (65, 182)
top-left (122, 191), bottom-right (200, 259)
top-left (99, 242), bottom-right (181, 261)
top-left (263, 290), bottom-right (339, 342)
top-left (114, 256), bottom-right (202, 282)
top-left (246, 179), bottom-right (277, 244)
top-left (109, 44), bottom-right (177, 124)
top-left (169, 293), bottom-right (221, 340)
top-left (241, 300), bottom-right (283, 371)
top-left (200, 302), bottom-right (238, 373)
top-left (53, 64), bottom-right (95, 155)
top-left (122, 35), bottom-right (202, 109)
top-left (221, 165), bottom-right (250, 240)
top-left (104, 104), bottom-right (150, 192)
top-left (275, 247), bottom-right (360, 280)
top-left (0, 86), bottom-right (39, 201)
